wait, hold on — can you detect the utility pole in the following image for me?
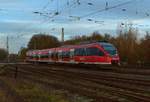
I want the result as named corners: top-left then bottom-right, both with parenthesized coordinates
top-left (61, 27), bottom-right (64, 43)
top-left (34, 39), bottom-right (36, 50)
top-left (6, 36), bottom-right (9, 63)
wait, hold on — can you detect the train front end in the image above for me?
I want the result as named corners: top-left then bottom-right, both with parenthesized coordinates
top-left (99, 42), bottom-right (120, 65)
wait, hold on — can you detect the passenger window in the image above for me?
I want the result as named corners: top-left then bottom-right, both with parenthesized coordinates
top-left (58, 51), bottom-right (62, 59)
top-left (70, 49), bottom-right (74, 58)
top-left (86, 47), bottom-right (104, 56)
top-left (75, 48), bottom-right (86, 56)
top-left (62, 51), bottom-right (70, 58)
top-left (65, 51), bottom-right (70, 58)
top-left (62, 51), bottom-right (65, 58)
top-left (40, 54), bottom-right (48, 58)
top-left (55, 52), bottom-right (58, 59)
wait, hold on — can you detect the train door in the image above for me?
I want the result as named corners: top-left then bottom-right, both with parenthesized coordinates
top-left (38, 52), bottom-right (41, 62)
top-left (48, 50), bottom-right (52, 62)
top-left (50, 49), bottom-right (56, 62)
top-left (74, 48), bottom-right (86, 63)
top-left (70, 49), bottom-right (75, 63)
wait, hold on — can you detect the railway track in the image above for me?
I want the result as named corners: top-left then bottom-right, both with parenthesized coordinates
top-left (6, 68), bottom-right (115, 102)
top-left (4, 64), bottom-right (150, 102)
top-left (37, 63), bottom-right (150, 75)
top-left (1, 62), bottom-right (150, 75)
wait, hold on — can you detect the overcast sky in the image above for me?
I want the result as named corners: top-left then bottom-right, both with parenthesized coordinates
top-left (0, 0), bottom-right (150, 53)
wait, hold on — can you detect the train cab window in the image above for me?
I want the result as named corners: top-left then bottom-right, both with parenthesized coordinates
top-left (75, 48), bottom-right (86, 56)
top-left (86, 47), bottom-right (104, 56)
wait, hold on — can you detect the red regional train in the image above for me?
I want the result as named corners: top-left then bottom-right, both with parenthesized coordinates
top-left (26, 41), bottom-right (120, 65)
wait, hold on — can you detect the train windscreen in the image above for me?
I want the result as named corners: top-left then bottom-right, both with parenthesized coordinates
top-left (100, 43), bottom-right (117, 56)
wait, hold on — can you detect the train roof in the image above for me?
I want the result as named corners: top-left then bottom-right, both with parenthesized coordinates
top-left (27, 41), bottom-right (113, 54)
top-left (60, 41), bottom-right (111, 48)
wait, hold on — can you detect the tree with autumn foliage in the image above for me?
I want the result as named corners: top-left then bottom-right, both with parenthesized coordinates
top-left (28, 34), bottom-right (60, 50)
top-left (64, 31), bottom-right (104, 45)
top-left (0, 48), bottom-right (8, 61)
top-left (139, 32), bottom-right (150, 64)
top-left (18, 47), bottom-right (28, 60)
top-left (110, 28), bottom-right (139, 64)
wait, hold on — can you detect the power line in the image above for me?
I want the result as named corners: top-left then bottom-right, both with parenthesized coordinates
top-left (6, 36), bottom-right (9, 62)
top-left (35, 0), bottom-right (79, 21)
top-left (80, 0), bottom-right (135, 19)
top-left (41, 0), bottom-right (136, 23)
